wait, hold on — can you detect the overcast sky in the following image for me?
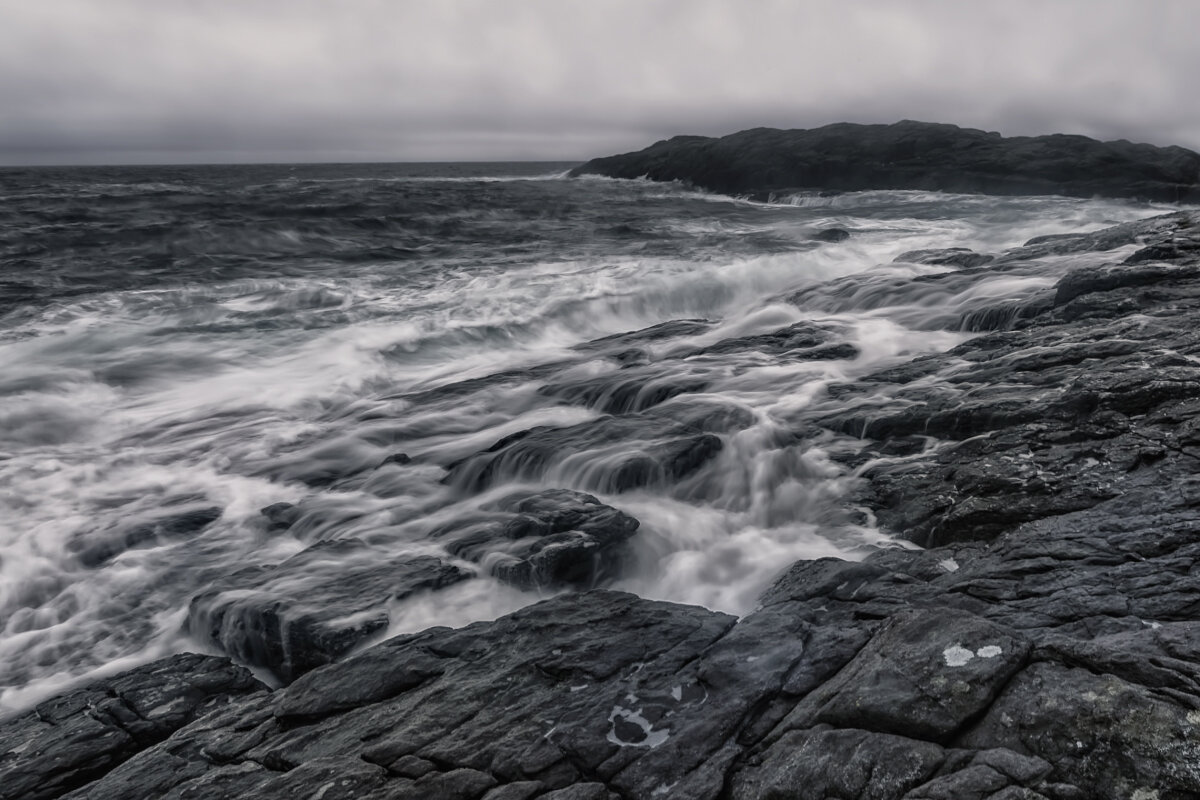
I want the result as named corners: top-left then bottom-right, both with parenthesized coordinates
top-left (3, 0), bottom-right (1199, 165)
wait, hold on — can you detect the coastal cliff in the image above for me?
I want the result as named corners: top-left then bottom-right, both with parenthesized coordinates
top-left (570, 120), bottom-right (1200, 203)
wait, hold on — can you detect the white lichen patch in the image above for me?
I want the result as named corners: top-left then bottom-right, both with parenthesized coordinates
top-left (943, 645), bottom-right (975, 667)
top-left (607, 705), bottom-right (669, 748)
top-left (938, 558), bottom-right (960, 572)
top-left (1131, 788), bottom-right (1159, 800)
top-left (944, 643), bottom-right (1004, 666)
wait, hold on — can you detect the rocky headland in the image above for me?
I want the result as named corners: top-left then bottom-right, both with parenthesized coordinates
top-left (6, 173), bottom-right (1200, 796)
top-left (570, 121), bottom-right (1200, 203)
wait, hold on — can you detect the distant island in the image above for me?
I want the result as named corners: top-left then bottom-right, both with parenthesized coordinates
top-left (571, 120), bottom-right (1200, 203)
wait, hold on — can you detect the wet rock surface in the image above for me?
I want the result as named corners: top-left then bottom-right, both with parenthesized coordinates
top-left (0, 654), bottom-right (264, 800)
top-left (71, 505), bottom-right (223, 568)
top-left (894, 247), bottom-right (995, 268)
top-left (443, 413), bottom-right (726, 494)
top-left (570, 120), bottom-right (1200, 202)
top-left (431, 489), bottom-right (640, 589)
top-left (186, 541), bottom-right (472, 682)
top-left (820, 210), bottom-right (1200, 547)
top-left (9, 210), bottom-right (1200, 798)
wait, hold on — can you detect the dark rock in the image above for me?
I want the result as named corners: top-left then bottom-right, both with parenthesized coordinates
top-left (379, 451), bottom-right (412, 467)
top-left (537, 367), bottom-right (709, 414)
top-left (730, 726), bottom-right (946, 799)
top-left (481, 783), bottom-right (544, 800)
top-left (962, 662), bottom-right (1200, 798)
top-left (0, 654), bottom-right (264, 800)
top-left (538, 784), bottom-right (613, 800)
top-left (894, 247), bottom-right (995, 268)
top-left (785, 260), bottom-right (1040, 332)
top-left (955, 294), bottom-right (1053, 332)
top-left (780, 608), bottom-right (1029, 742)
top-left (571, 318), bottom-right (713, 355)
top-left (810, 227), bottom-right (850, 242)
top-left (571, 121), bottom-right (1200, 202)
top-left (187, 542), bottom-right (471, 681)
top-left (265, 435), bottom-right (391, 489)
top-left (443, 413), bottom-right (724, 494)
top-left (810, 213), bottom-right (1200, 545)
top-left (995, 211), bottom-right (1189, 263)
top-left (396, 361), bottom-right (570, 407)
top-left (680, 320), bottom-right (857, 361)
top-left (260, 502), bottom-right (301, 531)
top-left (74, 506), bottom-right (222, 567)
top-left (1054, 260), bottom-right (1200, 305)
top-left (1023, 232), bottom-right (1085, 247)
top-left (16, 521), bottom-right (1200, 800)
top-left (1123, 235), bottom-right (1200, 264)
top-left (430, 489), bottom-right (640, 589)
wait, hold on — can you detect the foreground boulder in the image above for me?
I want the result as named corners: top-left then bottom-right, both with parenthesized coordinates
top-left (187, 490), bottom-right (645, 680)
top-left (571, 120), bottom-right (1200, 202)
top-left (187, 542), bottom-right (471, 681)
top-left (0, 654), bottom-right (264, 800)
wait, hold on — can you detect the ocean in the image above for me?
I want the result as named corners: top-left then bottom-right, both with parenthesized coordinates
top-left (0, 161), bottom-right (1175, 714)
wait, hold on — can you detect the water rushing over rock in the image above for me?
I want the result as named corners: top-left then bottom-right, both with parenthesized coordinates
top-left (5, 163), bottom-right (1169, 714)
top-left (4, 160), bottom-right (1200, 798)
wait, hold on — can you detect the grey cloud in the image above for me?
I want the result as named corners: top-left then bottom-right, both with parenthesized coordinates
top-left (2, 0), bottom-right (1199, 165)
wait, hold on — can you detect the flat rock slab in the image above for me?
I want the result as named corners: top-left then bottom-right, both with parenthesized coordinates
top-left (187, 541), bottom-right (471, 681)
top-left (787, 608), bottom-right (1029, 742)
top-left (963, 662), bottom-right (1200, 798)
top-left (0, 654), bottom-right (264, 800)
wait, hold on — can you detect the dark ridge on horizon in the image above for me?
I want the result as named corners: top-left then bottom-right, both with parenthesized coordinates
top-left (571, 119), bottom-right (1200, 203)
top-left (0, 159), bottom-right (583, 171)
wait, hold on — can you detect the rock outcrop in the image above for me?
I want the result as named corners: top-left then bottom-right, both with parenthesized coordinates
top-left (186, 489), bottom-right (644, 682)
top-left (7, 210), bottom-right (1200, 799)
top-left (0, 655), bottom-right (265, 800)
top-left (570, 120), bottom-right (1200, 203)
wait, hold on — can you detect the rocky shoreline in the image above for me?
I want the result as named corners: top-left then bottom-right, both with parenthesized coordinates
top-left (6, 207), bottom-right (1200, 798)
top-left (570, 121), bottom-right (1200, 204)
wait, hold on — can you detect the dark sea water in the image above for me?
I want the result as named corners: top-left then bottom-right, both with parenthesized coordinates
top-left (0, 161), bottom-right (1176, 714)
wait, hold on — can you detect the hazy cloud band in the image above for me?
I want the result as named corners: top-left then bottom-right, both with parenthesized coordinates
top-left (3, 0), bottom-right (1198, 165)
